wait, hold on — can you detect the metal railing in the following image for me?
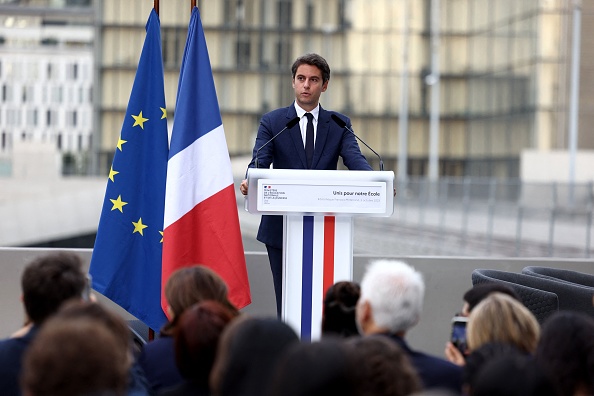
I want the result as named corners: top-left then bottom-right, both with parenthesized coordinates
top-left (355, 178), bottom-right (594, 258)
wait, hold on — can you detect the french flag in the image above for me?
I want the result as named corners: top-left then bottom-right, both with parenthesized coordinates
top-left (162, 7), bottom-right (251, 311)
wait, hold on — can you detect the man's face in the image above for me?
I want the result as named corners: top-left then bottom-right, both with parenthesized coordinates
top-left (292, 64), bottom-right (328, 111)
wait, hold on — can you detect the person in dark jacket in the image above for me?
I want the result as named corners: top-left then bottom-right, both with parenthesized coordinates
top-left (355, 259), bottom-right (463, 393)
top-left (0, 252), bottom-right (87, 396)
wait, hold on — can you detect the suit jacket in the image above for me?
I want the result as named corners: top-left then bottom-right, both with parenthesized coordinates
top-left (248, 104), bottom-right (373, 248)
top-left (137, 335), bottom-right (184, 392)
top-left (383, 333), bottom-right (463, 393)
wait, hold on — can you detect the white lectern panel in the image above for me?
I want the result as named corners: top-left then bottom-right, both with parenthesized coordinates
top-left (246, 168), bottom-right (393, 217)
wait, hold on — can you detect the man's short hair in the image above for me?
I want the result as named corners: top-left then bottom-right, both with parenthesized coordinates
top-left (21, 252), bottom-right (87, 324)
top-left (359, 260), bottom-right (425, 334)
top-left (291, 53), bottom-right (331, 83)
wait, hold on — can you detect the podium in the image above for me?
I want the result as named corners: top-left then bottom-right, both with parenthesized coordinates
top-left (245, 168), bottom-right (394, 340)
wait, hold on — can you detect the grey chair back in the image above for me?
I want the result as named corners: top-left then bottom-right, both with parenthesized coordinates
top-left (473, 268), bottom-right (594, 319)
top-left (522, 266), bottom-right (594, 288)
top-left (472, 269), bottom-right (558, 323)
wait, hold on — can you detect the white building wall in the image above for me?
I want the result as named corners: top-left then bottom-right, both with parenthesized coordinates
top-left (0, 19), bottom-right (93, 157)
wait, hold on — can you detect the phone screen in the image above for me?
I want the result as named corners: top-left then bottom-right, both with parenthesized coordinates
top-left (450, 316), bottom-right (468, 353)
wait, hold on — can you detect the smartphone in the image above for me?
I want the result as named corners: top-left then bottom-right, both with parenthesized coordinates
top-left (450, 315), bottom-right (468, 354)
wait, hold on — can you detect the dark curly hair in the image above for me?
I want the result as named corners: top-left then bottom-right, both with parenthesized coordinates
top-left (321, 281), bottom-right (361, 337)
top-left (535, 311), bottom-right (594, 396)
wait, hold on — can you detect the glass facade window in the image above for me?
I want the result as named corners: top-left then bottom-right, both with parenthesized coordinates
top-left (277, 0), bottom-right (292, 28)
top-left (236, 37), bottom-right (251, 68)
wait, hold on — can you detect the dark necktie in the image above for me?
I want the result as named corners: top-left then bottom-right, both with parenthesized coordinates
top-left (305, 112), bottom-right (314, 169)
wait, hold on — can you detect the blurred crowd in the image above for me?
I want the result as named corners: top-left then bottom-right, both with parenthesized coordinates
top-left (0, 252), bottom-right (592, 396)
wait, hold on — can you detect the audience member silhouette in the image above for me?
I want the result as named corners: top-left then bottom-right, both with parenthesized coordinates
top-left (467, 293), bottom-right (540, 355)
top-left (355, 259), bottom-right (463, 393)
top-left (321, 281), bottom-right (361, 338)
top-left (21, 315), bottom-right (129, 396)
top-left (159, 300), bottom-right (236, 396)
top-left (348, 335), bottom-right (422, 396)
top-left (445, 283), bottom-right (521, 365)
top-left (0, 252), bottom-right (87, 396)
top-left (410, 390), bottom-right (460, 396)
top-left (210, 316), bottom-right (299, 396)
top-left (55, 300), bottom-right (152, 395)
top-left (138, 265), bottom-right (239, 393)
top-left (470, 354), bottom-right (555, 396)
top-left (462, 342), bottom-right (525, 395)
top-left (268, 339), bottom-right (358, 396)
top-left (534, 311), bottom-right (594, 396)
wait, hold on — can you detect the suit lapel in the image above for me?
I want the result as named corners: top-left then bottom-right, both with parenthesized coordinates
top-left (287, 105), bottom-right (308, 168)
top-left (312, 106), bottom-right (330, 169)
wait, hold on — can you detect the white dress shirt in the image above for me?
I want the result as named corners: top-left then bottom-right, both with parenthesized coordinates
top-left (294, 102), bottom-right (320, 148)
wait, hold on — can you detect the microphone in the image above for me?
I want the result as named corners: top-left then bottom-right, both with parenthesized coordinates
top-left (254, 116), bottom-right (300, 169)
top-left (331, 114), bottom-right (384, 171)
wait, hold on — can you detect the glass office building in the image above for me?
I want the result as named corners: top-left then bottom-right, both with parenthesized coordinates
top-left (96, 0), bottom-right (590, 178)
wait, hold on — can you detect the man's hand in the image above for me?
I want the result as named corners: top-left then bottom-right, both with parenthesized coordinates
top-left (240, 179), bottom-right (248, 196)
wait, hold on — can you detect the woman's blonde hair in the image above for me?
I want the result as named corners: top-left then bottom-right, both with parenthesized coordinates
top-left (467, 292), bottom-right (540, 353)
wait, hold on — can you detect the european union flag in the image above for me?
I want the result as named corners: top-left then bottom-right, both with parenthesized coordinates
top-left (90, 9), bottom-right (168, 331)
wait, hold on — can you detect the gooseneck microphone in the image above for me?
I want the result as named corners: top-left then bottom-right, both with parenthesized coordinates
top-left (254, 116), bottom-right (301, 169)
top-left (331, 114), bottom-right (384, 171)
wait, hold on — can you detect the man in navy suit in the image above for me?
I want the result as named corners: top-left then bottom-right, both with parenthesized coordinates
top-left (356, 259), bottom-right (463, 393)
top-left (240, 53), bottom-right (372, 316)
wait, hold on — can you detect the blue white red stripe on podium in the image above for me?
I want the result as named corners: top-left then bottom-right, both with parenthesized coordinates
top-left (284, 215), bottom-right (353, 341)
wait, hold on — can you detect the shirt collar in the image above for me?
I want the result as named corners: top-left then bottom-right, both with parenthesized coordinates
top-left (294, 102), bottom-right (320, 121)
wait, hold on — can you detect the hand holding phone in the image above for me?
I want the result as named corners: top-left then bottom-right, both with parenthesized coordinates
top-left (450, 315), bottom-right (468, 354)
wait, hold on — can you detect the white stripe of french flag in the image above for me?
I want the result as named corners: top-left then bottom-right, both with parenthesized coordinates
top-left (163, 125), bottom-right (231, 229)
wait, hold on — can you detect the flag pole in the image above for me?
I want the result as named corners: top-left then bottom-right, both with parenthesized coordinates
top-left (150, 0), bottom-right (160, 343)
top-left (191, 0), bottom-right (196, 10)
top-left (151, 0), bottom-right (162, 344)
